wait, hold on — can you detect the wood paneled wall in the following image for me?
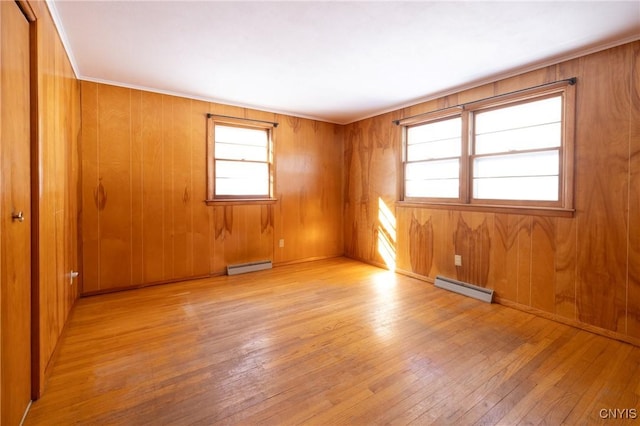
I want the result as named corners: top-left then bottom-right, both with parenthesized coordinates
top-left (80, 83), bottom-right (343, 293)
top-left (81, 87), bottom-right (211, 292)
top-left (344, 41), bottom-right (640, 344)
top-left (273, 117), bottom-right (343, 264)
top-left (29, 0), bottom-right (81, 397)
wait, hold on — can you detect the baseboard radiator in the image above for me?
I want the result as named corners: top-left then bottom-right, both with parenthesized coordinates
top-left (227, 260), bottom-right (272, 276)
top-left (434, 275), bottom-right (494, 303)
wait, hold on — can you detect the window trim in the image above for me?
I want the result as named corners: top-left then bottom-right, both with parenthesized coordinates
top-left (400, 81), bottom-right (576, 214)
top-left (206, 117), bottom-right (276, 203)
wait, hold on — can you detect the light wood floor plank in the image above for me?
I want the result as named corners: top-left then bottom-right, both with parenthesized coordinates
top-left (24, 258), bottom-right (640, 425)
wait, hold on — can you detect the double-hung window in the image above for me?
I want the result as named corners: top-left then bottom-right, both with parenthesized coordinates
top-left (207, 119), bottom-right (274, 201)
top-left (402, 81), bottom-right (575, 211)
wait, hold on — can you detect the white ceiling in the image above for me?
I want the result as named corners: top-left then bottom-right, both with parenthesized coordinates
top-left (49, 1), bottom-right (640, 124)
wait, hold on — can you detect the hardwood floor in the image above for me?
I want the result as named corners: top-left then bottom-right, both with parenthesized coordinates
top-left (25, 258), bottom-right (640, 425)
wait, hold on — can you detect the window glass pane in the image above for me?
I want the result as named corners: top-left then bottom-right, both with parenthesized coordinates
top-left (407, 117), bottom-right (461, 160)
top-left (475, 122), bottom-right (561, 154)
top-left (215, 125), bottom-right (268, 162)
top-left (215, 125), bottom-right (268, 147)
top-left (215, 160), bottom-right (268, 196)
top-left (407, 138), bottom-right (461, 160)
top-left (473, 176), bottom-right (558, 201)
top-left (216, 160), bottom-right (268, 179)
top-left (408, 117), bottom-right (461, 144)
top-left (405, 159), bottom-right (459, 198)
top-left (406, 178), bottom-right (459, 198)
top-left (216, 141), bottom-right (267, 161)
top-left (216, 178), bottom-right (269, 196)
top-left (474, 150), bottom-right (558, 178)
top-left (406, 159), bottom-right (458, 180)
top-left (475, 96), bottom-right (561, 135)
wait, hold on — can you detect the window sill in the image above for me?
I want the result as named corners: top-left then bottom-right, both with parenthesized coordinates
top-left (396, 201), bottom-right (575, 218)
top-left (205, 198), bottom-right (278, 206)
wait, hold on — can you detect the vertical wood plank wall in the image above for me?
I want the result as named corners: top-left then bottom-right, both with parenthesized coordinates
top-left (80, 83), bottom-right (344, 293)
top-left (344, 41), bottom-right (640, 343)
top-left (29, 0), bottom-right (81, 396)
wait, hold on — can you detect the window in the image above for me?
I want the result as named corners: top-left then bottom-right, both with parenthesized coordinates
top-left (207, 119), bottom-right (274, 201)
top-left (405, 116), bottom-right (462, 200)
top-left (402, 81), bottom-right (575, 211)
top-left (472, 95), bottom-right (562, 202)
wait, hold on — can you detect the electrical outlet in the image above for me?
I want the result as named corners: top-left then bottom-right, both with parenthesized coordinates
top-left (279, 239), bottom-right (284, 248)
top-left (454, 255), bottom-right (462, 266)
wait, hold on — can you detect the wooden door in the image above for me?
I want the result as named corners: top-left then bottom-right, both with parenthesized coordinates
top-left (1, 0), bottom-right (32, 424)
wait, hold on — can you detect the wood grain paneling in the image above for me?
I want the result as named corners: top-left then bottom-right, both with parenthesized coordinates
top-left (530, 216), bottom-right (555, 312)
top-left (273, 117), bottom-right (343, 265)
top-left (98, 85), bottom-right (133, 288)
top-left (343, 113), bottom-right (399, 267)
top-left (453, 212), bottom-right (492, 286)
top-left (169, 97), bottom-right (193, 280)
top-left (139, 91), bottom-right (165, 284)
top-left (211, 205), bottom-right (273, 273)
top-left (190, 100), bottom-right (211, 278)
top-left (80, 82), bottom-right (100, 292)
top-left (514, 215), bottom-right (532, 305)
top-left (408, 213), bottom-right (433, 276)
top-left (81, 84), bottom-right (213, 292)
top-left (1, 1), bottom-right (32, 421)
top-left (80, 83), bottom-right (343, 292)
top-left (490, 213), bottom-right (516, 301)
top-left (29, 0), bottom-right (81, 399)
top-left (554, 217), bottom-right (577, 320)
top-left (345, 41), bottom-right (640, 345)
top-left (431, 210), bottom-right (456, 279)
top-left (628, 42), bottom-right (640, 339)
top-left (574, 46), bottom-right (630, 333)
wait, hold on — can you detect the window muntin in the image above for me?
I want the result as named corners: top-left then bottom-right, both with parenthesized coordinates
top-left (405, 116), bottom-right (462, 200)
top-left (211, 123), bottom-right (272, 199)
top-left (401, 83), bottom-right (574, 211)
